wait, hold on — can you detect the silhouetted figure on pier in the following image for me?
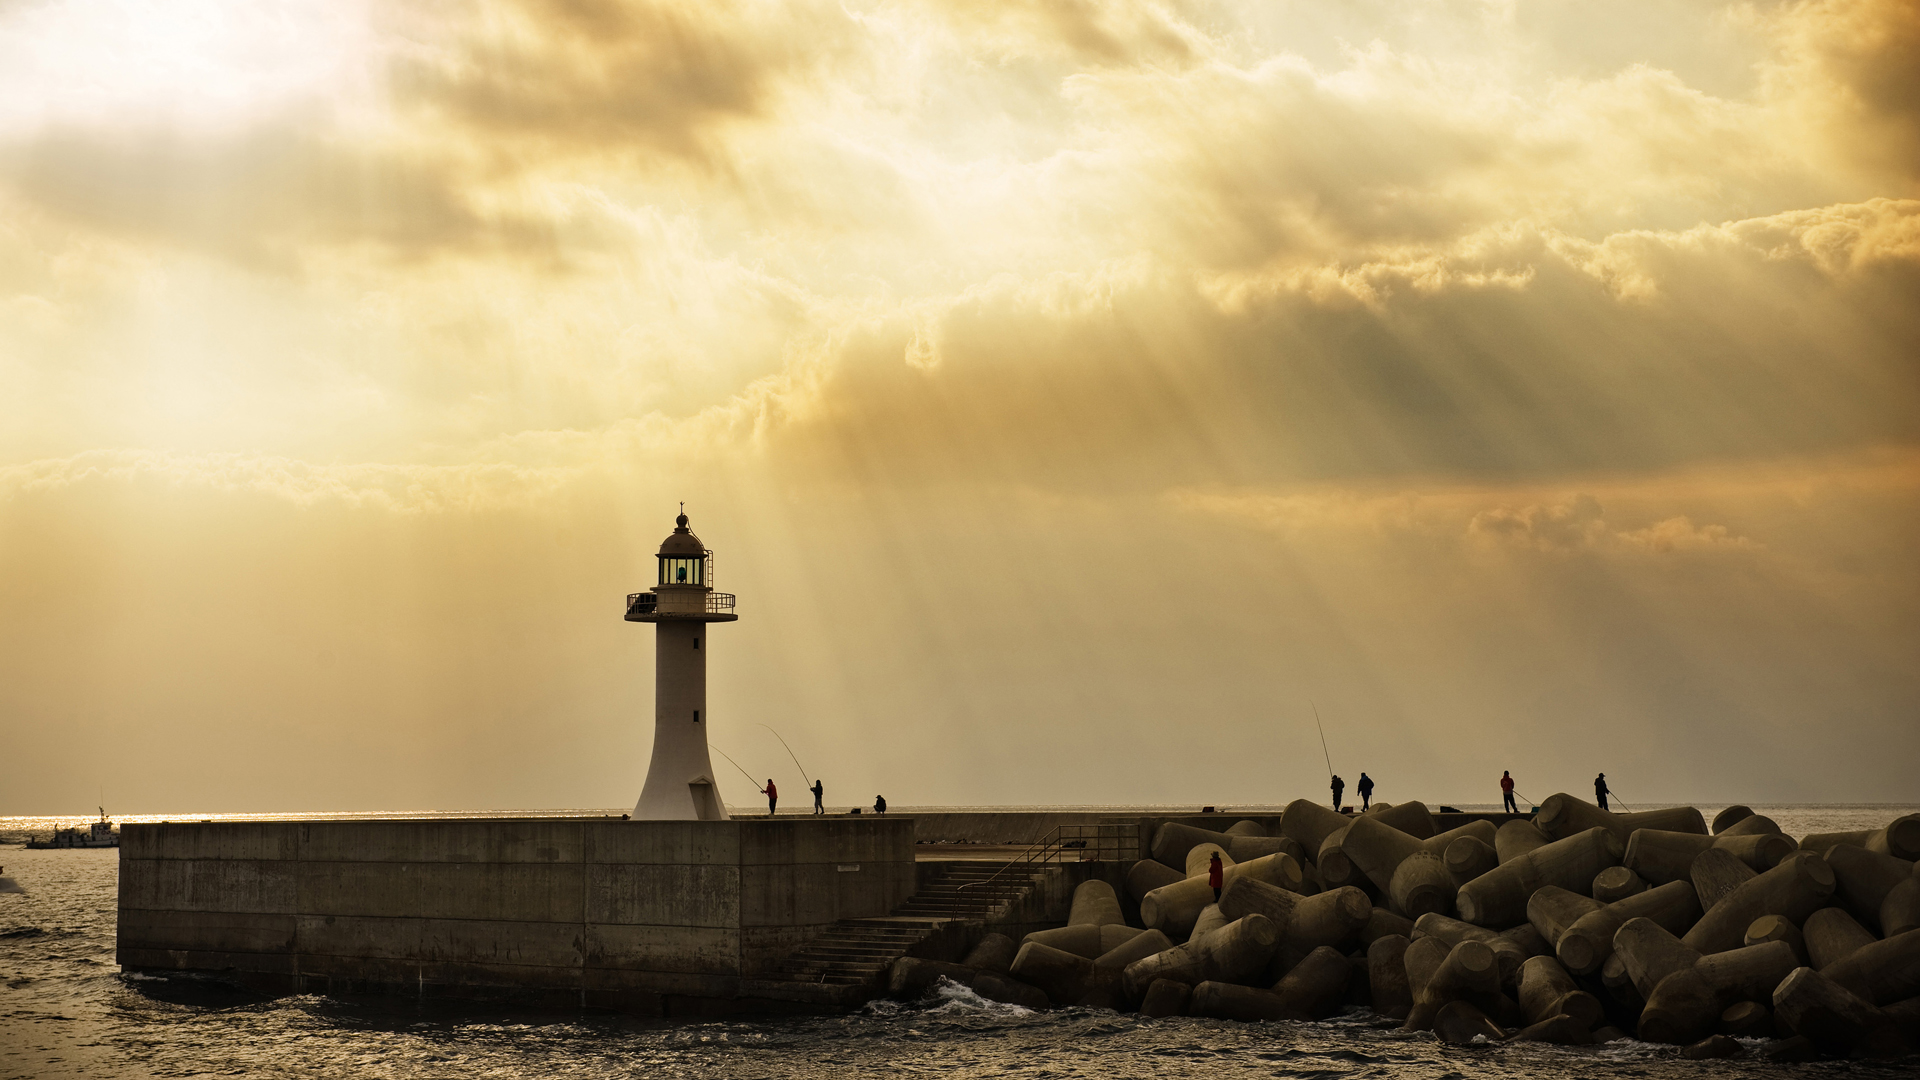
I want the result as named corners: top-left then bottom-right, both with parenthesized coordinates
top-left (761, 779), bottom-right (778, 816)
top-left (1208, 851), bottom-right (1224, 902)
top-left (1501, 771), bottom-right (1517, 814)
top-left (1331, 775), bottom-right (1345, 812)
top-left (1357, 773), bottom-right (1374, 810)
top-left (1594, 773), bottom-right (1611, 812)
top-left (811, 779), bottom-right (824, 815)
top-left (874, 795), bottom-right (887, 814)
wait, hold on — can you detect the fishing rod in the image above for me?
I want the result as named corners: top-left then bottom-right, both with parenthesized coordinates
top-left (1310, 701), bottom-right (1334, 780)
top-left (759, 723), bottom-right (811, 788)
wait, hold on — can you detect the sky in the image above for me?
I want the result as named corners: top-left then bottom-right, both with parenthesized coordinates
top-left (1, 0), bottom-right (1917, 814)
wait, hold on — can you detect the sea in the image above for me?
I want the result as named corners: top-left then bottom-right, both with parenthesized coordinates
top-left (2, 803), bottom-right (1915, 1079)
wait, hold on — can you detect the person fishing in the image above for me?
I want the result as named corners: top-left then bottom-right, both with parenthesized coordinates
top-left (1594, 773), bottom-right (1611, 812)
top-left (1208, 851), bottom-right (1224, 903)
top-left (873, 795), bottom-right (887, 815)
top-left (760, 778), bottom-right (778, 816)
top-left (1330, 774), bottom-right (1345, 812)
top-left (1356, 772), bottom-right (1375, 811)
top-left (811, 779), bottom-right (824, 815)
top-left (1501, 770), bottom-right (1518, 814)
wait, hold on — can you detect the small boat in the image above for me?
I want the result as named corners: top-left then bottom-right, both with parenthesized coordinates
top-left (26, 808), bottom-right (120, 849)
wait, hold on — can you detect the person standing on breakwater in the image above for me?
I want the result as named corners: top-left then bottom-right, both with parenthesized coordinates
top-left (874, 795), bottom-right (887, 814)
top-left (1356, 772), bottom-right (1374, 810)
top-left (811, 779), bottom-right (824, 815)
top-left (1208, 851), bottom-right (1224, 902)
top-left (1330, 774), bottom-right (1345, 811)
top-left (1594, 773), bottom-right (1611, 811)
top-left (761, 779), bottom-right (778, 816)
top-left (1501, 771), bottom-right (1518, 813)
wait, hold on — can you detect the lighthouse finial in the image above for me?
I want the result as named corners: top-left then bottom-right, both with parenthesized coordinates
top-left (676, 501), bottom-right (689, 530)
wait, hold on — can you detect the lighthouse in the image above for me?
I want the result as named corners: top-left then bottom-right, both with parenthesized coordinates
top-left (626, 509), bottom-right (738, 820)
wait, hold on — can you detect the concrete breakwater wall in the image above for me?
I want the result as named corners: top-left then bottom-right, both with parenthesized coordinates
top-left (117, 817), bottom-right (915, 1015)
top-left (908, 810), bottom-right (1524, 848)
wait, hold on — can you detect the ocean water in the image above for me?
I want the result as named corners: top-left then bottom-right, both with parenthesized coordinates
top-left (2, 804), bottom-right (1915, 1079)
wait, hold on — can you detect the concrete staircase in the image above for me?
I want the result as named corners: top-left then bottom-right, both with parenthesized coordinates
top-left (771, 861), bottom-right (1048, 988)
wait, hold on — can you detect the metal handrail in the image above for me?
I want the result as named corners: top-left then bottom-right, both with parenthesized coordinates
top-left (954, 828), bottom-right (1062, 893)
top-left (953, 822), bottom-right (1140, 894)
top-left (625, 591), bottom-right (736, 616)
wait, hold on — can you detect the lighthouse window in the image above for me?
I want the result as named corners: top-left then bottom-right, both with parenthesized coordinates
top-left (693, 709), bottom-right (701, 723)
top-left (659, 557), bottom-right (704, 586)
top-left (693, 638), bottom-right (700, 649)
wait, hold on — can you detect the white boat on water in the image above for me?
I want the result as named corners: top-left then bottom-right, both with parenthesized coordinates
top-left (26, 809), bottom-right (119, 849)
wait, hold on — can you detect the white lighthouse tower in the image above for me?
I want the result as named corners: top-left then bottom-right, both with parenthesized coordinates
top-left (626, 509), bottom-right (738, 820)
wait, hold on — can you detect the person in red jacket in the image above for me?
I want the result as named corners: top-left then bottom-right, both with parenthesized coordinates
top-left (1500, 771), bottom-right (1517, 814)
top-left (1208, 851), bottom-right (1224, 903)
top-left (760, 779), bottom-right (778, 816)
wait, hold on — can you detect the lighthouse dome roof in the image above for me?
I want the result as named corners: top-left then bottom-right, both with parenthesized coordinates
top-left (658, 512), bottom-right (705, 556)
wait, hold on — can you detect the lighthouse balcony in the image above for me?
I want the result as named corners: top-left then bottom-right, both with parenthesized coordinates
top-left (626, 590), bottom-right (738, 622)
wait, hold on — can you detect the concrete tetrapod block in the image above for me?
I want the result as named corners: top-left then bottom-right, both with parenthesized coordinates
top-left (1445, 836), bottom-right (1499, 889)
top-left (1151, 822), bottom-right (1238, 871)
top-left (1800, 814), bottom-right (1920, 861)
top-left (1186, 843), bottom-right (1235, 880)
top-left (1690, 847), bottom-right (1757, 912)
top-left (1188, 980), bottom-right (1300, 1023)
top-left (1821, 928), bottom-right (1920, 1006)
top-left (1680, 1034), bottom-right (1743, 1059)
top-left (1024, 924), bottom-right (1107, 960)
top-left (1600, 952), bottom-right (1644, 1014)
top-left (1191, 904), bottom-right (1229, 941)
top-left (1508, 1013), bottom-right (1595, 1045)
top-left (1884, 996), bottom-right (1920, 1043)
top-left (1273, 945), bottom-right (1353, 1019)
top-left (1719, 999), bottom-right (1771, 1037)
top-left (1389, 851), bottom-right (1457, 920)
top-left (1413, 913), bottom-right (1529, 989)
top-left (1128, 859), bottom-right (1185, 903)
top-left (1346, 816), bottom-right (1497, 894)
top-left (1226, 835), bottom-right (1305, 863)
top-left (1772, 966), bottom-right (1892, 1054)
top-left (1279, 799), bottom-right (1352, 854)
top-left (1804, 907), bottom-right (1876, 970)
top-left (1682, 851), bottom-right (1836, 955)
top-left (1712, 805), bottom-right (1755, 834)
top-left (1094, 928), bottom-right (1173, 973)
top-left (1120, 914), bottom-right (1278, 996)
top-left (1399, 935), bottom-right (1451, 1030)
top-left (1499, 923), bottom-right (1553, 960)
top-left (1624, 829), bottom-right (1796, 885)
top-left (1361, 907), bottom-right (1415, 946)
top-left (1882, 875), bottom-right (1920, 938)
top-left (1317, 827), bottom-right (1368, 891)
top-left (1140, 853), bottom-right (1304, 938)
top-left (1592, 866), bottom-right (1648, 904)
top-left (1743, 914), bottom-right (1808, 966)
top-left (1496, 819), bottom-right (1551, 865)
top-left (1517, 955), bottom-right (1606, 1031)
top-left (1011, 941), bottom-right (1102, 1006)
top-left (971, 972), bottom-right (1051, 1010)
top-left (1613, 917), bottom-right (1704, 1000)
top-left (1556, 879), bottom-right (1702, 976)
top-left (1526, 886), bottom-right (1604, 948)
top-left (1368, 934), bottom-right (1414, 1020)
top-left (1824, 844), bottom-right (1915, 932)
top-left (1139, 978), bottom-right (1190, 1018)
top-left (1433, 1000), bottom-right (1505, 1045)
top-left (962, 932), bottom-right (1019, 975)
top-left (1458, 827), bottom-right (1625, 929)
top-left (1365, 800), bottom-right (1437, 840)
top-left (1536, 795), bottom-right (1708, 844)
top-left (1069, 879), bottom-right (1128, 927)
top-left (1720, 814), bottom-right (1784, 837)
top-left (1279, 887), bottom-right (1374, 955)
top-left (1639, 939), bottom-right (1799, 1045)
top-left (1225, 820), bottom-right (1266, 838)
top-left (890, 957), bottom-right (985, 999)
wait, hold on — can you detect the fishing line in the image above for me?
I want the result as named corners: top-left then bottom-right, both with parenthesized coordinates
top-left (1311, 701), bottom-right (1334, 780)
top-left (759, 723), bottom-right (811, 788)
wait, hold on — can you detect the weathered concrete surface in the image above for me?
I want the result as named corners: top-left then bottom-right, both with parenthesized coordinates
top-left (118, 817), bottom-right (916, 1015)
